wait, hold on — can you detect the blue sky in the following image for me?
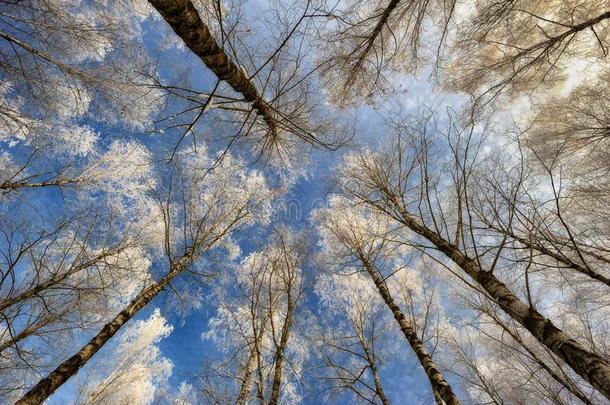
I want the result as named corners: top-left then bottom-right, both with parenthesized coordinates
top-left (24, 2), bottom-right (477, 403)
top-left (3, 2), bottom-right (609, 404)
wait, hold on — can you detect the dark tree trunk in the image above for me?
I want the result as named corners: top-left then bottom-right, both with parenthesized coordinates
top-left (0, 178), bottom-right (80, 191)
top-left (15, 258), bottom-right (188, 405)
top-left (148, 0), bottom-right (277, 135)
top-left (388, 196), bottom-right (610, 400)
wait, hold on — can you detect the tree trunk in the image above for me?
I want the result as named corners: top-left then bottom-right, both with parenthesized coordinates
top-left (148, 0), bottom-right (277, 135)
top-left (388, 196), bottom-right (610, 400)
top-left (255, 330), bottom-right (266, 405)
top-left (235, 346), bottom-right (257, 405)
top-left (236, 316), bottom-right (269, 405)
top-left (268, 296), bottom-right (294, 405)
top-left (356, 325), bottom-right (391, 405)
top-left (15, 258), bottom-right (188, 405)
top-left (0, 178), bottom-right (80, 191)
top-left (359, 252), bottom-right (461, 405)
top-left (370, 362), bottom-right (390, 405)
top-left (363, 345), bottom-right (391, 405)
top-left (255, 377), bottom-right (265, 405)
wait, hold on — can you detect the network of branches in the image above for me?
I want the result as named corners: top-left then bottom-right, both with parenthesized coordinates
top-left (0, 0), bottom-right (608, 404)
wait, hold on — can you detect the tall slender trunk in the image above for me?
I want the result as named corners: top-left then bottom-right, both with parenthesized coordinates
top-left (148, 0), bottom-right (277, 135)
top-left (15, 256), bottom-right (190, 405)
top-left (0, 178), bottom-right (80, 191)
top-left (370, 361), bottom-right (390, 405)
top-left (0, 247), bottom-right (125, 313)
top-left (235, 347), bottom-right (257, 405)
top-left (255, 331), bottom-right (266, 405)
top-left (268, 296), bottom-right (294, 405)
top-left (360, 343), bottom-right (390, 405)
top-left (485, 311), bottom-right (592, 405)
top-left (359, 252), bottom-right (461, 405)
top-left (387, 195), bottom-right (610, 400)
top-left (236, 316), bottom-right (269, 405)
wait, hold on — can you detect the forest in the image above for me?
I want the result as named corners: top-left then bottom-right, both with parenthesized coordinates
top-left (0, 0), bottom-right (609, 404)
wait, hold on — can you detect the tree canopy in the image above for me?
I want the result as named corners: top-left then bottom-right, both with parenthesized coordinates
top-left (1, 0), bottom-right (608, 404)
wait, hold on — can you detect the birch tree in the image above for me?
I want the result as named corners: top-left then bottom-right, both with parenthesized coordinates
top-left (15, 146), bottom-right (275, 404)
top-left (0, 0), bottom-right (163, 192)
top-left (459, 135), bottom-right (610, 291)
top-left (332, 112), bottom-right (610, 399)
top-left (202, 227), bottom-right (309, 405)
top-left (451, 290), bottom-right (599, 404)
top-left (314, 0), bottom-right (456, 105)
top-left (314, 196), bottom-right (461, 404)
top-left (314, 272), bottom-right (394, 405)
top-left (77, 308), bottom-right (174, 405)
top-left (447, 0), bottom-right (610, 105)
top-left (2, 0), bottom-right (609, 403)
top-left (0, 138), bottom-right (162, 402)
top-left (148, 0), bottom-right (346, 162)
top-left (200, 248), bottom-right (275, 405)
